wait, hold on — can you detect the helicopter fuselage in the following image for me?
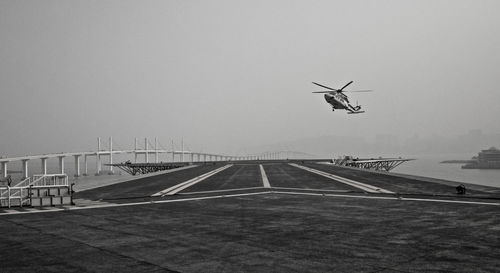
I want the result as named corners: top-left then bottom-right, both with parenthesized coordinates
top-left (324, 92), bottom-right (349, 110)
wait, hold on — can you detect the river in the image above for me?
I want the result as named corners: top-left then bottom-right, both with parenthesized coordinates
top-left (394, 153), bottom-right (500, 188)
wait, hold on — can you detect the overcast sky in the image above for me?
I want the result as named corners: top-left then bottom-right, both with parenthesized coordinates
top-left (1, 0), bottom-right (499, 156)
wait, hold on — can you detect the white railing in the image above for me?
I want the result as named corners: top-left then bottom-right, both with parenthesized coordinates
top-left (12, 177), bottom-right (32, 188)
top-left (31, 174), bottom-right (68, 187)
top-left (0, 174), bottom-right (68, 208)
top-left (0, 185), bottom-right (30, 208)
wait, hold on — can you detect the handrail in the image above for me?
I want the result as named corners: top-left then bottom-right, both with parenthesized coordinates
top-left (11, 177), bottom-right (32, 188)
top-left (0, 186), bottom-right (27, 208)
top-left (0, 174), bottom-right (69, 208)
top-left (31, 174), bottom-right (68, 187)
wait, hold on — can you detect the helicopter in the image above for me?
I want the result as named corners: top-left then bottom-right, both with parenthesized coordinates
top-left (312, 81), bottom-right (372, 114)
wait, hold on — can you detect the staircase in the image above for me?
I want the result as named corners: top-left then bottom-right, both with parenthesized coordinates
top-left (0, 174), bottom-right (73, 208)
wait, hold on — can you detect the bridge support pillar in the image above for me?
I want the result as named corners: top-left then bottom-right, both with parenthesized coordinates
top-left (134, 138), bottom-right (138, 163)
top-left (22, 159), bottom-right (29, 179)
top-left (1, 162), bottom-right (7, 179)
top-left (109, 137), bottom-right (113, 174)
top-left (171, 140), bottom-right (175, 162)
top-left (95, 153), bottom-right (101, 175)
top-left (41, 158), bottom-right (47, 175)
top-left (155, 138), bottom-right (159, 163)
top-left (181, 139), bottom-right (184, 162)
top-left (145, 138), bottom-right (149, 163)
top-left (83, 155), bottom-right (88, 176)
top-left (58, 156), bottom-right (65, 174)
top-left (96, 137), bottom-right (101, 175)
top-left (74, 155), bottom-right (81, 177)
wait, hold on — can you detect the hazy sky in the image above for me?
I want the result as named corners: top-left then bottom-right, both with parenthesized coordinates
top-left (1, 0), bottom-right (499, 156)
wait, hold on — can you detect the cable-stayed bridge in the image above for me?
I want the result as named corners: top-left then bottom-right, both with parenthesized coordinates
top-left (0, 137), bottom-right (311, 180)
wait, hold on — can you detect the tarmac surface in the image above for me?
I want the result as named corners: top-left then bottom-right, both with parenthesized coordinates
top-left (1, 161), bottom-right (499, 272)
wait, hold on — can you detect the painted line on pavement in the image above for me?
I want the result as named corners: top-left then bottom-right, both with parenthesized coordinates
top-left (272, 191), bottom-right (500, 206)
top-left (399, 197), bottom-right (500, 206)
top-left (2, 190), bottom-right (498, 216)
top-left (177, 187), bottom-right (265, 195)
top-left (152, 164), bottom-right (233, 197)
top-left (289, 163), bottom-right (393, 194)
top-left (0, 191), bottom-right (273, 216)
top-left (270, 187), bottom-right (352, 193)
top-left (259, 164), bottom-right (271, 188)
top-left (75, 164), bottom-right (199, 192)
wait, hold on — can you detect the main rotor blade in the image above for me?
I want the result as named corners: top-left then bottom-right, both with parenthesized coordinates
top-left (343, 90), bottom-right (373, 92)
top-left (312, 91), bottom-right (333, 93)
top-left (312, 82), bottom-right (338, 91)
top-left (339, 81), bottom-right (353, 91)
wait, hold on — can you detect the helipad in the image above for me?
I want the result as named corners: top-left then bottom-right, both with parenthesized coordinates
top-left (1, 162), bottom-right (499, 272)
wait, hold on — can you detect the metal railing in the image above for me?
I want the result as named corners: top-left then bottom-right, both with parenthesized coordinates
top-left (31, 174), bottom-right (68, 187)
top-left (0, 174), bottom-right (68, 208)
top-left (0, 185), bottom-right (30, 208)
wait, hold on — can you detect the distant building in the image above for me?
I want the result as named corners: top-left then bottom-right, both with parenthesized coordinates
top-left (462, 147), bottom-right (500, 169)
top-left (478, 147), bottom-right (500, 162)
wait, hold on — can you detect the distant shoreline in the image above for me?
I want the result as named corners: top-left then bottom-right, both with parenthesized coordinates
top-left (440, 160), bottom-right (474, 164)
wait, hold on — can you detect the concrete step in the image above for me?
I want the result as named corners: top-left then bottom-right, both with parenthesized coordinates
top-left (30, 187), bottom-right (70, 197)
top-left (30, 196), bottom-right (72, 207)
top-left (0, 198), bottom-right (28, 208)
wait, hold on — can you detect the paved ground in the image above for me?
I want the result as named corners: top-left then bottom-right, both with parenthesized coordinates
top-left (185, 164), bottom-right (263, 193)
top-left (1, 162), bottom-right (499, 272)
top-left (264, 163), bottom-right (358, 191)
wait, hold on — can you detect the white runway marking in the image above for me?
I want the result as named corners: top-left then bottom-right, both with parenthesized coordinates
top-left (272, 191), bottom-right (500, 206)
top-left (271, 187), bottom-right (352, 193)
top-left (152, 164), bottom-right (233, 197)
top-left (178, 187), bottom-right (265, 195)
top-left (1, 190), bottom-right (498, 216)
top-left (75, 164), bottom-right (199, 192)
top-left (398, 197), bottom-right (500, 206)
top-left (289, 163), bottom-right (394, 194)
top-left (0, 192), bottom-right (273, 216)
top-left (259, 164), bottom-right (271, 188)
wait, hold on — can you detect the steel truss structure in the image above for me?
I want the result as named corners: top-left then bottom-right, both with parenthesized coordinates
top-left (110, 159), bottom-right (336, 176)
top-left (333, 157), bottom-right (414, 172)
top-left (108, 162), bottom-right (191, 175)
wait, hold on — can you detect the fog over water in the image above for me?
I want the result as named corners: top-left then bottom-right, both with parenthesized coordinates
top-left (1, 0), bottom-right (500, 157)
